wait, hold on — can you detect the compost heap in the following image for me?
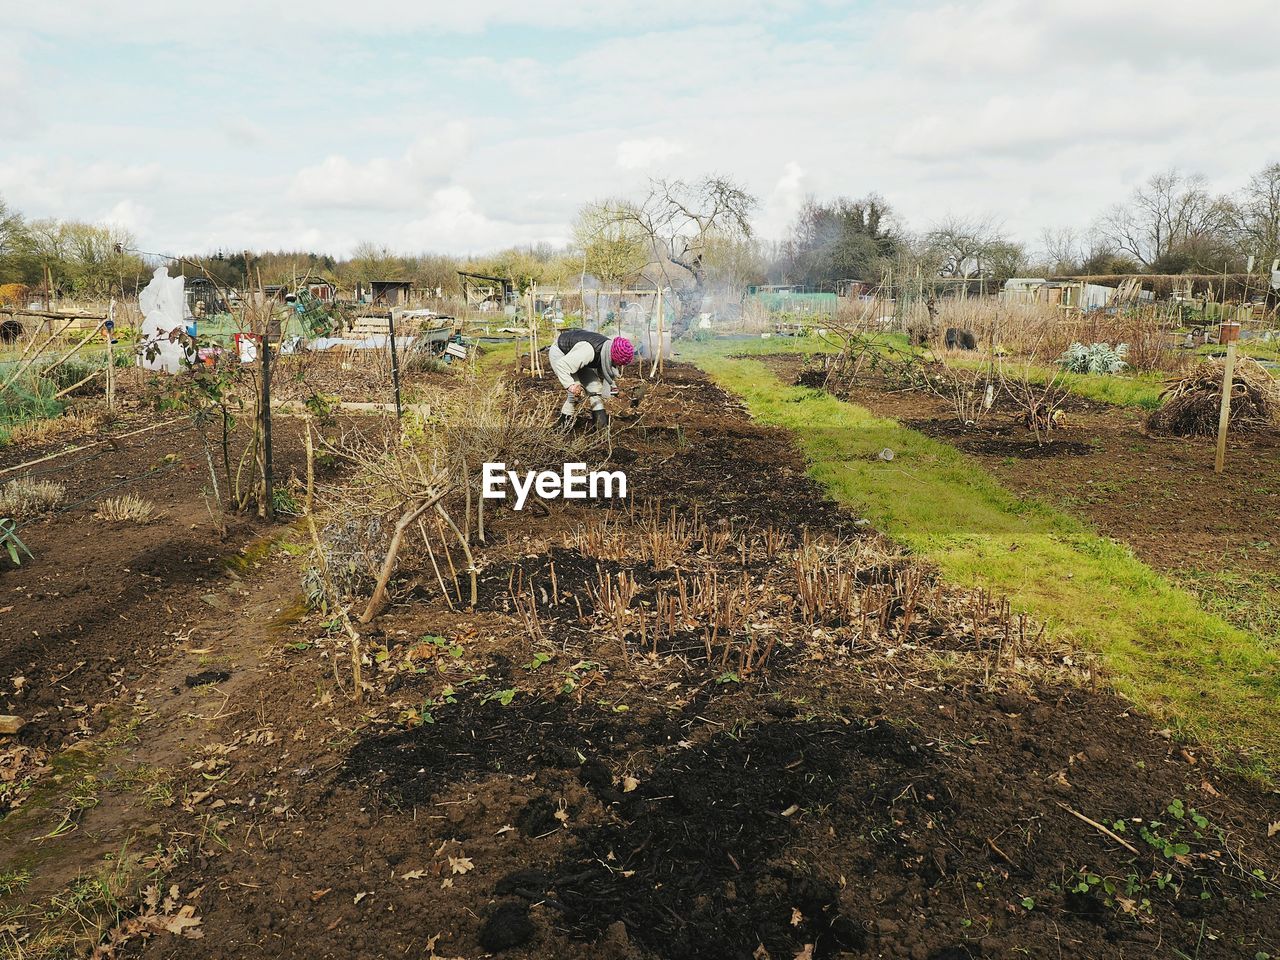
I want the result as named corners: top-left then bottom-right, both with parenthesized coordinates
top-left (1146, 355), bottom-right (1279, 436)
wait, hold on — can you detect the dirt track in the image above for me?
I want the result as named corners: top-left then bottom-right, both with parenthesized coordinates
top-left (2, 362), bottom-right (1278, 960)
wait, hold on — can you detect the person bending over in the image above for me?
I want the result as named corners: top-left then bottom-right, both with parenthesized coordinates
top-left (548, 329), bottom-right (635, 430)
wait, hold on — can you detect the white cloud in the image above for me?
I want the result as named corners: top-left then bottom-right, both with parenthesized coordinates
top-left (197, 208), bottom-right (351, 254)
top-left (0, 156), bottom-right (163, 215)
top-left (5, 1), bottom-right (1280, 256)
top-left (616, 137), bottom-right (685, 170)
top-left (220, 116), bottom-right (270, 148)
top-left (400, 186), bottom-right (565, 252)
top-left (757, 162), bottom-right (809, 240)
top-left (0, 54), bottom-right (41, 134)
top-left (101, 199), bottom-right (152, 236)
top-left (288, 123), bottom-right (471, 209)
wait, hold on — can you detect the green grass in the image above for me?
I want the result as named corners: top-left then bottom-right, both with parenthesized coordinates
top-left (1196, 338), bottom-right (1280, 363)
top-left (695, 329), bottom-right (1169, 410)
top-left (947, 355), bottom-right (1168, 410)
top-left (476, 337), bottom-right (523, 376)
top-left (688, 344), bottom-right (1280, 779)
top-left (1181, 569), bottom-right (1280, 650)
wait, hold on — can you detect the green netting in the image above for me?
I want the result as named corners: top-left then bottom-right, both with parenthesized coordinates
top-left (745, 291), bottom-right (838, 316)
top-left (193, 308), bottom-right (323, 345)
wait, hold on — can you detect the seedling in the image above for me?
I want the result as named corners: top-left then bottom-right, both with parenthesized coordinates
top-left (0, 869), bottom-right (32, 895)
top-left (428, 634), bottom-right (464, 658)
top-left (524, 652), bottom-right (553, 671)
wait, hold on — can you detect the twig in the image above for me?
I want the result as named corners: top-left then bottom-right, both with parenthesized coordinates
top-left (987, 836), bottom-right (1015, 865)
top-left (1056, 802), bottom-right (1140, 855)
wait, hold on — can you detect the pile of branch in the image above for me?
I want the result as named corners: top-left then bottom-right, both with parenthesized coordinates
top-left (1146, 357), bottom-right (1279, 437)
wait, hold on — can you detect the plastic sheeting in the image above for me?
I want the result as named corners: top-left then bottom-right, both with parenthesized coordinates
top-left (309, 335), bottom-right (418, 351)
top-left (137, 267), bottom-right (192, 373)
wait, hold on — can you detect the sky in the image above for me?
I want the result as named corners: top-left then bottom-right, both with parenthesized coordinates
top-left (2, 0), bottom-right (1278, 258)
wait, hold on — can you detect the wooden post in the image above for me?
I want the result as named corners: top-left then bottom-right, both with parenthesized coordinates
top-left (526, 286), bottom-right (534, 375)
top-left (652, 286), bottom-right (664, 378)
top-left (259, 314), bottom-right (275, 519)
top-left (534, 282), bottom-right (542, 376)
top-left (387, 309), bottom-right (403, 420)
top-left (1214, 341), bottom-right (1237, 474)
top-left (105, 298), bottom-right (115, 412)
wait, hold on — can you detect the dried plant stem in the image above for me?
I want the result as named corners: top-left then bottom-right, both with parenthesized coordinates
top-left (436, 503), bottom-right (478, 607)
top-left (435, 516), bottom-right (462, 603)
top-left (304, 499), bottom-right (364, 704)
top-left (417, 518), bottom-right (455, 610)
top-left (359, 486), bottom-right (449, 623)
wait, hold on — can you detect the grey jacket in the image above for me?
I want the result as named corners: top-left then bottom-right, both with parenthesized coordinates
top-left (550, 329), bottom-right (620, 393)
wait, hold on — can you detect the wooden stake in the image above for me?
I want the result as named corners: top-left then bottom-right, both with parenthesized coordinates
top-left (526, 286), bottom-right (539, 376)
top-left (655, 285), bottom-right (664, 376)
top-left (1214, 340), bottom-right (1237, 474)
top-left (259, 313), bottom-right (275, 519)
top-left (303, 418), bottom-right (315, 514)
top-left (105, 298), bottom-right (115, 412)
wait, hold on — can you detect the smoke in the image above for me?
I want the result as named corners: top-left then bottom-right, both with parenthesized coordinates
top-left (756, 161), bottom-right (809, 241)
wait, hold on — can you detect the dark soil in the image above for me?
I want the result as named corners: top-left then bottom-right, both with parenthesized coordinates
top-left (0, 408), bottom-right (316, 750)
top-left (3, 360), bottom-right (1277, 960)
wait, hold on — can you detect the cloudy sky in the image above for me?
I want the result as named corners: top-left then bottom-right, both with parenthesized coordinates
top-left (2, 0), bottom-right (1278, 257)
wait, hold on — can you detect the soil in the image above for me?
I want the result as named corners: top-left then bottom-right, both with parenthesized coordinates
top-left (0, 408), bottom-right (310, 750)
top-left (1, 359), bottom-right (1277, 960)
top-left (764, 353), bottom-right (1280, 583)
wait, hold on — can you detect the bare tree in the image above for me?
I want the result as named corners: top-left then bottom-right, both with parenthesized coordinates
top-left (926, 214), bottom-right (1003, 279)
top-left (1095, 169), bottom-right (1231, 270)
top-left (1224, 161), bottom-right (1280, 269)
top-left (1038, 227), bottom-right (1083, 275)
top-left (617, 176), bottom-right (757, 328)
top-left (573, 199), bottom-right (648, 289)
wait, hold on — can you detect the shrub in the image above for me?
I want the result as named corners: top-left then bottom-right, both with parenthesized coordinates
top-left (1059, 342), bottom-right (1129, 375)
top-left (0, 478), bottom-right (66, 518)
top-left (94, 494), bottom-right (158, 523)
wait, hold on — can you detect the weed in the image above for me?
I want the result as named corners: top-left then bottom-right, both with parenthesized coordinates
top-left (0, 869), bottom-right (31, 895)
top-left (0, 478), bottom-right (65, 518)
top-left (93, 494), bottom-right (158, 523)
top-left (272, 486), bottom-right (301, 515)
top-left (524, 652), bottom-right (553, 671)
top-left (35, 772), bottom-right (102, 840)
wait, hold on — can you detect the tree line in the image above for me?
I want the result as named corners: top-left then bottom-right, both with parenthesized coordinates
top-left (2, 162), bottom-right (1276, 307)
top-left (0, 200), bottom-right (149, 301)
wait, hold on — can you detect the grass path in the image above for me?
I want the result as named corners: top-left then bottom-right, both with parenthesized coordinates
top-left (947, 355), bottom-right (1168, 409)
top-left (690, 348), bottom-right (1280, 779)
top-left (714, 331), bottom-right (1170, 409)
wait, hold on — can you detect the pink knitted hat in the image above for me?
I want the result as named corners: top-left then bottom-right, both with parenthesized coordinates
top-left (610, 337), bottom-right (635, 366)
